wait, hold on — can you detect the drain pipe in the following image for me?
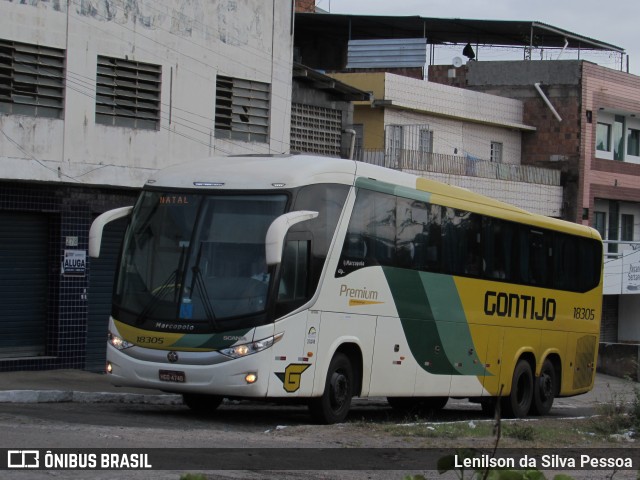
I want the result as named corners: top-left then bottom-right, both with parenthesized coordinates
top-left (344, 128), bottom-right (356, 160)
top-left (534, 83), bottom-right (562, 122)
top-left (557, 38), bottom-right (569, 60)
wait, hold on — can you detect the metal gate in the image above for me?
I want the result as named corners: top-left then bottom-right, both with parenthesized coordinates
top-left (0, 212), bottom-right (49, 358)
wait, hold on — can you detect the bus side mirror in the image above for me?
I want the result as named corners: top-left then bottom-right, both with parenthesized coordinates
top-left (89, 206), bottom-right (133, 258)
top-left (265, 210), bottom-right (318, 266)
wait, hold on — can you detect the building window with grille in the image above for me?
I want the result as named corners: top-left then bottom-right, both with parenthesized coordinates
top-left (628, 128), bottom-right (640, 157)
top-left (490, 141), bottom-right (503, 162)
top-left (95, 56), bottom-right (161, 130)
top-left (215, 75), bottom-right (270, 143)
top-left (621, 214), bottom-right (634, 242)
top-left (594, 211), bottom-right (607, 239)
top-left (596, 122), bottom-right (611, 152)
top-left (419, 129), bottom-right (433, 161)
top-left (0, 39), bottom-right (65, 118)
top-left (386, 125), bottom-right (403, 167)
top-left (290, 103), bottom-right (342, 156)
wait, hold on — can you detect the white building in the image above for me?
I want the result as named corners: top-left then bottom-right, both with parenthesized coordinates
top-left (0, 0), bottom-right (294, 370)
top-left (330, 72), bottom-right (563, 217)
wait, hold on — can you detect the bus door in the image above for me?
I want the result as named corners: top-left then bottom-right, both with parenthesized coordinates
top-left (444, 322), bottom-right (487, 398)
top-left (369, 316), bottom-right (419, 396)
top-left (472, 324), bottom-right (504, 397)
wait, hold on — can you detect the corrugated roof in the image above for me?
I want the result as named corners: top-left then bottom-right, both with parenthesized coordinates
top-left (295, 13), bottom-right (624, 53)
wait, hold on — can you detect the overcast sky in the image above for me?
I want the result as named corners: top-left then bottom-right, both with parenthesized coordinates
top-left (322, 0), bottom-right (639, 76)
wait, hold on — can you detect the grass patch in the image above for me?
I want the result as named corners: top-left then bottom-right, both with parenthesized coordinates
top-left (350, 416), bottom-right (628, 447)
top-left (381, 421), bottom-right (494, 439)
top-left (584, 382), bottom-right (639, 438)
top-left (503, 423), bottom-right (535, 441)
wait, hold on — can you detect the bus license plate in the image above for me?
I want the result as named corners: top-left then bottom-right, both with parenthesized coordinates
top-left (159, 370), bottom-right (186, 383)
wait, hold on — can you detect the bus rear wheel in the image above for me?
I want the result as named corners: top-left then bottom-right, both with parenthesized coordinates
top-left (182, 393), bottom-right (223, 414)
top-left (309, 353), bottom-right (353, 424)
top-left (501, 359), bottom-right (533, 418)
top-left (531, 359), bottom-right (556, 416)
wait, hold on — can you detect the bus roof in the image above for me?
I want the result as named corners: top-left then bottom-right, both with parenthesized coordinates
top-left (147, 154), bottom-right (599, 240)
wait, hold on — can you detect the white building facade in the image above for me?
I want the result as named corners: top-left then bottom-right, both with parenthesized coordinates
top-left (0, 0), bottom-right (294, 370)
top-left (331, 72), bottom-right (563, 217)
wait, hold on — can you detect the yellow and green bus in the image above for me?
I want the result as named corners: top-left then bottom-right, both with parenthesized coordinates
top-left (90, 155), bottom-right (603, 423)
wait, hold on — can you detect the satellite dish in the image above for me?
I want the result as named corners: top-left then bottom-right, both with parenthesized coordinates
top-left (452, 56), bottom-right (463, 68)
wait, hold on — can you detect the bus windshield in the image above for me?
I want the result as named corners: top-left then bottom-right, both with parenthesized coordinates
top-left (114, 191), bottom-right (288, 332)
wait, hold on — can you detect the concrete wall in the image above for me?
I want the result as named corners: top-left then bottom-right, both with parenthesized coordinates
top-left (619, 294), bottom-right (640, 343)
top-left (598, 343), bottom-right (640, 381)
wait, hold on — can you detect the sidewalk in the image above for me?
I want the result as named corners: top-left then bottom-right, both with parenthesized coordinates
top-left (0, 369), bottom-right (182, 405)
top-left (0, 368), bottom-right (636, 408)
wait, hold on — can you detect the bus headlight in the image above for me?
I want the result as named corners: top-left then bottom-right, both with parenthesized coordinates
top-left (220, 333), bottom-right (283, 359)
top-left (108, 331), bottom-right (135, 350)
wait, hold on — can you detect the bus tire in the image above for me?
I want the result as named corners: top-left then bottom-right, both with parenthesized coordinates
top-left (531, 359), bottom-right (556, 416)
top-left (501, 359), bottom-right (533, 418)
top-left (309, 353), bottom-right (353, 424)
top-left (182, 393), bottom-right (223, 413)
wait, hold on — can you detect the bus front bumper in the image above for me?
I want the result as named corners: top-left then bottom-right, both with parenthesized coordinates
top-left (106, 344), bottom-right (271, 398)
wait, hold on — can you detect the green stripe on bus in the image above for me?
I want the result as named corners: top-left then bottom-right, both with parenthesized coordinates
top-left (382, 267), bottom-right (486, 376)
top-left (419, 272), bottom-right (487, 376)
top-left (355, 178), bottom-right (432, 203)
top-left (382, 267), bottom-right (458, 375)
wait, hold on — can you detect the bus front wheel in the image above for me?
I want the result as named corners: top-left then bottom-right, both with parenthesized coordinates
top-left (182, 393), bottom-right (223, 414)
top-left (309, 353), bottom-right (353, 424)
top-left (531, 359), bottom-right (556, 415)
top-left (501, 359), bottom-right (533, 418)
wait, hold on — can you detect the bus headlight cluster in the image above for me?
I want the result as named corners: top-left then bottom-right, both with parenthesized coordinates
top-left (108, 331), bottom-right (135, 350)
top-left (220, 333), bottom-right (283, 359)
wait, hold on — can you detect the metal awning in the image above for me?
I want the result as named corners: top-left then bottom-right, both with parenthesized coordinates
top-left (292, 62), bottom-right (372, 101)
top-left (295, 13), bottom-right (624, 54)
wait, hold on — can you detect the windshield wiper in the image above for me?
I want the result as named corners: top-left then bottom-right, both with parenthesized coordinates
top-left (189, 242), bottom-right (218, 330)
top-left (136, 244), bottom-right (187, 325)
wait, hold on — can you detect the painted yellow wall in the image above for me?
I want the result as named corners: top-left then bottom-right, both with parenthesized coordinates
top-left (329, 73), bottom-right (386, 150)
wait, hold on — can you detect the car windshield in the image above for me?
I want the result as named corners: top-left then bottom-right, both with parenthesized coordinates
top-left (114, 191), bottom-right (288, 331)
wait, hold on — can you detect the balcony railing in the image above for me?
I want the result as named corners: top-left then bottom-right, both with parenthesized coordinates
top-left (355, 149), bottom-right (561, 186)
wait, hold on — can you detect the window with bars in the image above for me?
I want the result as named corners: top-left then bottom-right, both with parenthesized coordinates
top-left (490, 141), bottom-right (503, 163)
top-left (594, 211), bottom-right (607, 239)
top-left (290, 103), bottom-right (342, 156)
top-left (0, 39), bottom-right (65, 118)
top-left (621, 214), bottom-right (634, 242)
top-left (95, 56), bottom-right (161, 130)
top-left (215, 75), bottom-right (270, 143)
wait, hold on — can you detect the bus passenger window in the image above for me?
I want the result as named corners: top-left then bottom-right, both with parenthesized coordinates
top-left (278, 240), bottom-right (309, 302)
top-left (338, 189), bottom-right (396, 272)
top-left (442, 208), bottom-right (481, 277)
top-left (396, 198), bottom-right (428, 270)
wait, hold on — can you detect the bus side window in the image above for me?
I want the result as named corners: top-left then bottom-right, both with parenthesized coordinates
top-left (483, 217), bottom-right (510, 281)
top-left (554, 233), bottom-right (578, 291)
top-left (578, 238), bottom-right (602, 292)
top-left (396, 198), bottom-right (427, 270)
top-left (442, 208), bottom-right (481, 277)
top-left (278, 240), bottom-right (309, 302)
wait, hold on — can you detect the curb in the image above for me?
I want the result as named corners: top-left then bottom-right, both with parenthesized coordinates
top-left (0, 390), bottom-right (182, 405)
